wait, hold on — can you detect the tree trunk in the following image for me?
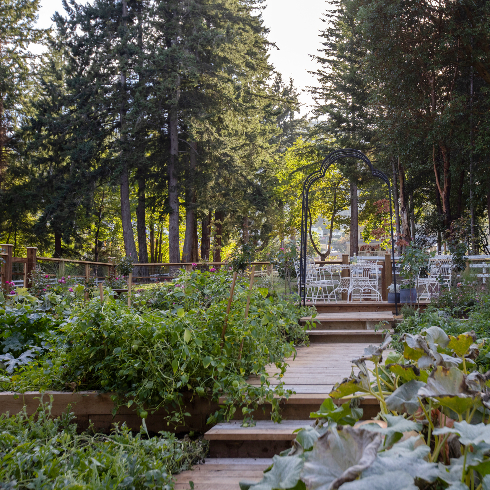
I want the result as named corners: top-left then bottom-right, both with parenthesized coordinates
top-left (119, 0), bottom-right (138, 260)
top-left (433, 143), bottom-right (452, 229)
top-left (201, 212), bottom-right (211, 260)
top-left (150, 222), bottom-right (155, 263)
top-left (409, 190), bottom-right (416, 242)
top-left (182, 142), bottom-right (197, 263)
top-left (391, 159), bottom-right (401, 252)
top-left (94, 189), bottom-right (105, 262)
top-left (398, 158), bottom-right (411, 244)
top-left (350, 182), bottom-right (358, 256)
top-left (136, 175), bottom-right (148, 263)
top-left (487, 185), bottom-right (490, 238)
top-left (0, 92), bottom-right (6, 189)
top-left (326, 190), bottom-right (337, 258)
top-left (120, 165), bottom-right (138, 259)
top-left (213, 210), bottom-right (224, 263)
top-left (54, 232), bottom-right (62, 258)
top-left (168, 100), bottom-right (180, 263)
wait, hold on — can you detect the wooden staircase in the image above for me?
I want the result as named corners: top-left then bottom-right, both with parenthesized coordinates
top-left (174, 302), bottom-right (398, 489)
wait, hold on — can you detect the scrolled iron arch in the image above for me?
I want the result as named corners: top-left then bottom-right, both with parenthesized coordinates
top-left (299, 149), bottom-right (397, 313)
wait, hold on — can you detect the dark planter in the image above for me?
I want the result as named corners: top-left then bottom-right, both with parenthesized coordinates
top-left (113, 288), bottom-right (128, 296)
top-left (400, 288), bottom-right (417, 303)
top-left (388, 292), bottom-right (400, 304)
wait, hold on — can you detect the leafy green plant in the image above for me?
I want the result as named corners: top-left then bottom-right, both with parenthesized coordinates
top-left (3, 269), bottom-right (314, 427)
top-left (0, 397), bottom-right (207, 488)
top-left (242, 328), bottom-right (490, 490)
top-left (399, 244), bottom-right (434, 289)
top-left (115, 255), bottom-right (135, 276)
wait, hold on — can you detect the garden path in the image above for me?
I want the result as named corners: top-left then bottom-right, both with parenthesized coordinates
top-left (174, 301), bottom-right (397, 489)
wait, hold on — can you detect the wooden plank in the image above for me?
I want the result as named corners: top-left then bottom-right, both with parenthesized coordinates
top-left (173, 460), bottom-right (270, 490)
top-left (205, 420), bottom-right (312, 441)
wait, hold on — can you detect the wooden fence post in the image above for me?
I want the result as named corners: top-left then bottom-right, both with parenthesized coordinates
top-left (128, 272), bottom-right (132, 307)
top-left (221, 271), bottom-right (238, 349)
top-left (383, 254), bottom-right (392, 301)
top-left (59, 259), bottom-right (65, 277)
top-left (26, 247), bottom-right (37, 288)
top-left (341, 254), bottom-right (349, 301)
top-left (1, 244), bottom-right (13, 289)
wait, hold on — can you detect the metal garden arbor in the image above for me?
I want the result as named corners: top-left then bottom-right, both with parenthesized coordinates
top-left (299, 149), bottom-right (398, 313)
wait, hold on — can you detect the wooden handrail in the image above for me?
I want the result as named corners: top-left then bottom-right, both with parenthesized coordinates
top-left (37, 257), bottom-right (115, 266)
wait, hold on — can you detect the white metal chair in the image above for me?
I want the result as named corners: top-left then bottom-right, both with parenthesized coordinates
top-left (417, 256), bottom-right (453, 300)
top-left (348, 263), bottom-right (382, 301)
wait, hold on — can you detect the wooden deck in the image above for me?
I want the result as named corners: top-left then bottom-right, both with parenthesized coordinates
top-left (247, 343), bottom-right (372, 393)
top-left (174, 459), bottom-right (271, 490)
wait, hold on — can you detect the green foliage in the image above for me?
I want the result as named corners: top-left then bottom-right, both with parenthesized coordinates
top-left (242, 327), bottom-right (490, 489)
top-left (115, 255), bottom-right (135, 277)
top-left (2, 269), bottom-right (313, 426)
top-left (0, 398), bottom-right (207, 488)
top-left (398, 245), bottom-right (434, 289)
top-left (269, 242), bottom-right (299, 280)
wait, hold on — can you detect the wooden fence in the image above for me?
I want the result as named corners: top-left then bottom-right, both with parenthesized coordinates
top-left (2, 244), bottom-right (489, 301)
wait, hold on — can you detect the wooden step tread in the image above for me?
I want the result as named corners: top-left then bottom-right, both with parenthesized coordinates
top-left (173, 458), bottom-right (271, 489)
top-left (303, 312), bottom-right (395, 322)
top-left (307, 329), bottom-right (393, 335)
top-left (205, 420), bottom-right (312, 441)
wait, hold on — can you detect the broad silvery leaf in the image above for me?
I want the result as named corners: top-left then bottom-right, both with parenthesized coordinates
top-left (339, 471), bottom-right (418, 490)
top-left (361, 414), bottom-right (423, 447)
top-left (239, 454), bottom-right (304, 490)
top-left (402, 334), bottom-right (431, 361)
top-left (295, 426), bottom-right (321, 451)
top-left (433, 421), bottom-right (490, 446)
top-left (386, 380), bottom-right (426, 415)
top-left (302, 426), bottom-right (382, 490)
top-left (363, 438), bottom-right (438, 483)
top-left (352, 335), bottom-right (392, 365)
top-left (422, 326), bottom-right (449, 349)
top-left (418, 366), bottom-right (481, 415)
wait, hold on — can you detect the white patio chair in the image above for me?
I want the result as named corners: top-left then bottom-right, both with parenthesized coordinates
top-left (348, 263), bottom-right (382, 301)
top-left (418, 256), bottom-right (453, 300)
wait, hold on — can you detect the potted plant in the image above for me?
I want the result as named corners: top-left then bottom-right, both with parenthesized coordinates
top-left (398, 244), bottom-right (433, 305)
top-left (387, 282), bottom-right (400, 303)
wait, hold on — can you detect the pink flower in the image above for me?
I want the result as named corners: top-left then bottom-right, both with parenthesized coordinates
top-left (45, 275), bottom-right (49, 278)
top-left (43, 289), bottom-right (46, 292)
top-left (192, 263), bottom-right (197, 267)
top-left (67, 275), bottom-right (71, 279)
top-left (68, 288), bottom-right (73, 292)
top-left (210, 267), bottom-right (216, 272)
top-left (10, 290), bottom-right (15, 295)
top-left (280, 248), bottom-right (284, 251)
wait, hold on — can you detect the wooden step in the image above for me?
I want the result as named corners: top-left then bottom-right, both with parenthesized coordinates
top-left (220, 394), bottom-right (380, 422)
top-left (205, 419), bottom-right (312, 458)
top-left (312, 301), bottom-right (428, 314)
top-left (173, 458), bottom-right (271, 490)
top-left (306, 329), bottom-right (393, 343)
top-left (301, 312), bottom-right (396, 330)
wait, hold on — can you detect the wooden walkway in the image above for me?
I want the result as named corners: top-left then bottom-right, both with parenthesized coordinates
top-left (174, 305), bottom-right (396, 489)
